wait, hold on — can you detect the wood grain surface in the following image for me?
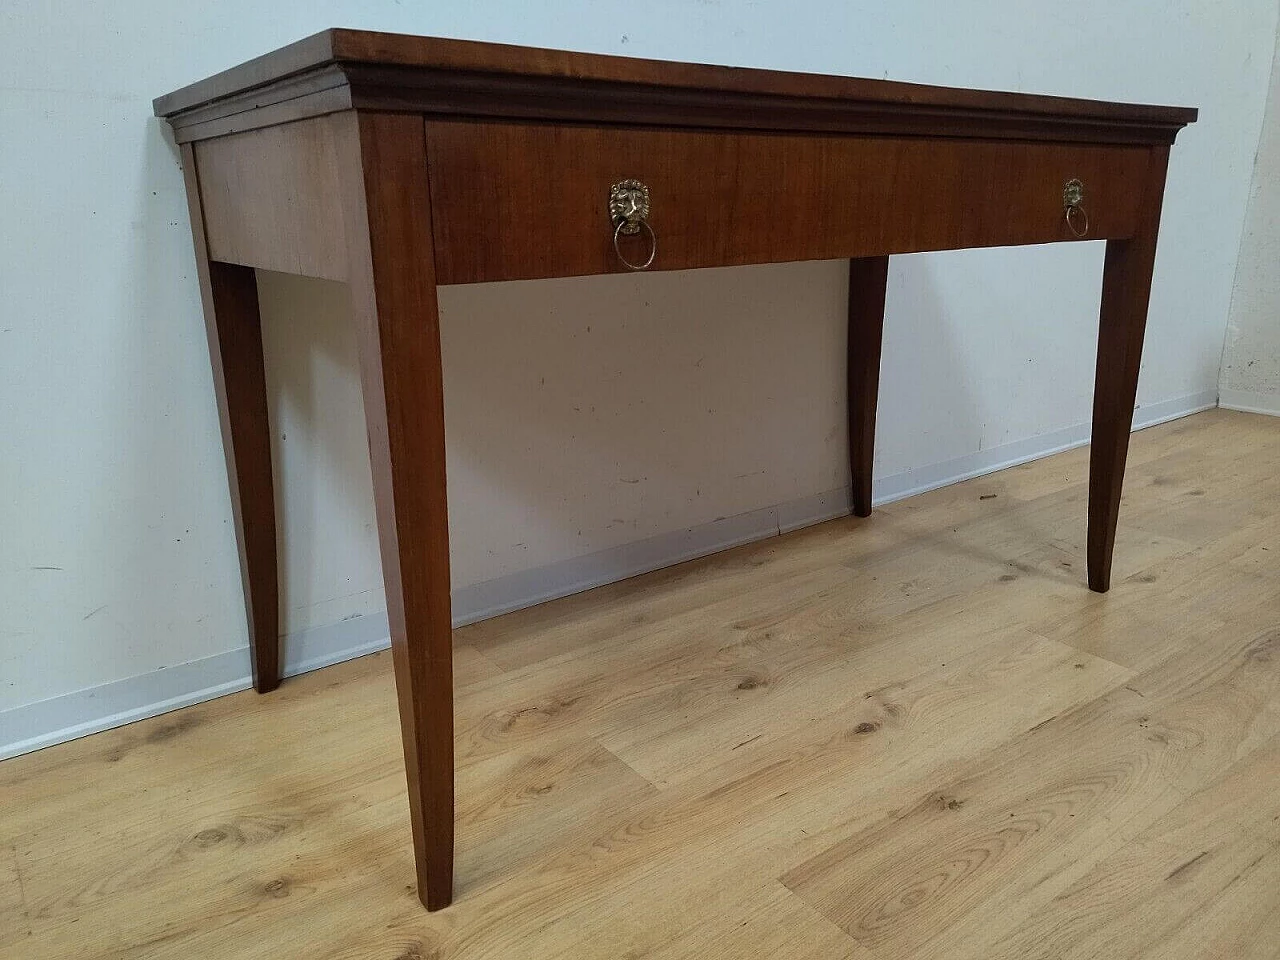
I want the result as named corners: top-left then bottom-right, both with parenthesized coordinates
top-left (426, 120), bottom-right (1154, 284)
top-left (3, 409), bottom-right (1276, 958)
top-left (1088, 147), bottom-right (1171, 591)
top-left (847, 257), bottom-right (890, 518)
top-left (154, 29), bottom-right (1196, 149)
top-left (338, 111), bottom-right (457, 910)
top-left (181, 144), bottom-right (280, 693)
top-left (194, 116), bottom-right (348, 282)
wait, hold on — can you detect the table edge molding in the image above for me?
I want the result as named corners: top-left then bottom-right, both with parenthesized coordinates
top-left (154, 30), bottom-right (1197, 146)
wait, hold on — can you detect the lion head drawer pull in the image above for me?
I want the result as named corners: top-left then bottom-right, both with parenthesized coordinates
top-left (1063, 178), bottom-right (1089, 238)
top-left (609, 179), bottom-right (657, 271)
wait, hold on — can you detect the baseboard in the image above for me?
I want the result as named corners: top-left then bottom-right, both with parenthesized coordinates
top-left (0, 614), bottom-right (395, 761)
top-left (1218, 388), bottom-right (1280, 417)
top-left (0, 389), bottom-right (1216, 761)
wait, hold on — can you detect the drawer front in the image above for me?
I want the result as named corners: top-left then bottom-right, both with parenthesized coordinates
top-left (426, 120), bottom-right (1153, 285)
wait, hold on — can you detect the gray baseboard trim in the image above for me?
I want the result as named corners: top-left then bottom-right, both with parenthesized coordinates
top-left (0, 614), bottom-right (395, 761)
top-left (1219, 388), bottom-right (1280, 417)
top-left (0, 389), bottom-right (1215, 761)
top-left (455, 390), bottom-right (1215, 623)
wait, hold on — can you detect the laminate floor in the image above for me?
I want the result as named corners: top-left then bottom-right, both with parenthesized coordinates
top-left (3, 409), bottom-right (1277, 959)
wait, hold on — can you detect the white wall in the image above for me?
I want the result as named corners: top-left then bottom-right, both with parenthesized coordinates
top-left (1222, 22), bottom-right (1280, 416)
top-left (3, 1), bottom-right (1277, 756)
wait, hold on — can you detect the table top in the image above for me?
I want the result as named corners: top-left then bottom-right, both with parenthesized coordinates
top-left (155, 29), bottom-right (1196, 145)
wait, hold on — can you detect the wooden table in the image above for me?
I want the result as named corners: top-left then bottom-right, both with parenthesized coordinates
top-left (155, 30), bottom-right (1196, 910)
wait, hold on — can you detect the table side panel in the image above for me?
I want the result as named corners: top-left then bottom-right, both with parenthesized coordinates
top-left (425, 120), bottom-right (1153, 285)
top-left (193, 115), bottom-right (349, 281)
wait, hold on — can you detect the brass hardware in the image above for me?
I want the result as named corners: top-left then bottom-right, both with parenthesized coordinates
top-left (1063, 178), bottom-right (1089, 238)
top-left (613, 219), bottom-right (657, 271)
top-left (609, 179), bottom-right (656, 270)
top-left (609, 179), bottom-right (650, 235)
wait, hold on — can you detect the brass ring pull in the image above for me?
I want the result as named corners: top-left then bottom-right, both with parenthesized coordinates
top-left (609, 179), bottom-right (656, 271)
top-left (612, 218), bottom-right (657, 271)
top-left (1063, 178), bottom-right (1089, 238)
top-left (1065, 204), bottom-right (1089, 238)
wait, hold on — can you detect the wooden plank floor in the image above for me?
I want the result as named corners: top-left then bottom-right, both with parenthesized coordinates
top-left (3, 408), bottom-right (1277, 959)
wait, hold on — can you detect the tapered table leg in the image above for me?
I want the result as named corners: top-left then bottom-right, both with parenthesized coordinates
top-left (339, 112), bottom-right (456, 910)
top-left (848, 256), bottom-right (891, 517)
top-left (181, 145), bottom-right (280, 693)
top-left (1088, 147), bottom-right (1171, 592)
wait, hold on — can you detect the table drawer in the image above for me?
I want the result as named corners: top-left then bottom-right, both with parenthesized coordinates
top-left (425, 120), bottom-right (1153, 285)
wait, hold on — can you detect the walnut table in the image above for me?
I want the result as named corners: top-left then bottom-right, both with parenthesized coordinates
top-left (154, 29), bottom-right (1197, 910)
